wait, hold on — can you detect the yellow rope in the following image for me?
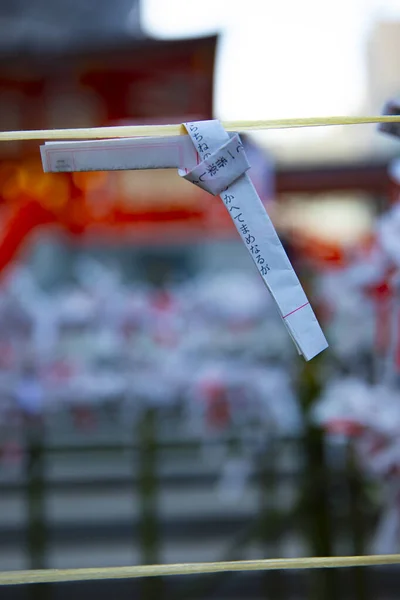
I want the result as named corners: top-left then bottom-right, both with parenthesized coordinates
top-left (0, 115), bottom-right (399, 142)
top-left (1, 554), bottom-right (400, 586)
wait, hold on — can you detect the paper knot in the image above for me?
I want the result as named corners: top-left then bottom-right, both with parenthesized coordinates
top-left (180, 130), bottom-right (250, 196)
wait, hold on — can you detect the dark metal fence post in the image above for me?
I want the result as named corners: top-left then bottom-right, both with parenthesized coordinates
top-left (298, 358), bottom-right (338, 600)
top-left (26, 419), bottom-right (48, 600)
top-left (137, 406), bottom-right (162, 600)
top-left (347, 442), bottom-right (369, 600)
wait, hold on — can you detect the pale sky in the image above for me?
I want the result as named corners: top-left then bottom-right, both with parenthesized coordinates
top-left (141, 0), bottom-right (400, 152)
top-left (141, 0), bottom-right (400, 240)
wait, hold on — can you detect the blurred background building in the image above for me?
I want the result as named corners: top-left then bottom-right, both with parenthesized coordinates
top-left (0, 2), bottom-right (400, 600)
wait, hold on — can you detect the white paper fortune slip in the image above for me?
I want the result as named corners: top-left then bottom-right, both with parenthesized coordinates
top-left (40, 120), bottom-right (328, 360)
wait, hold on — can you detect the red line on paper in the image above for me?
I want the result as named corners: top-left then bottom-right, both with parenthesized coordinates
top-left (283, 302), bottom-right (309, 319)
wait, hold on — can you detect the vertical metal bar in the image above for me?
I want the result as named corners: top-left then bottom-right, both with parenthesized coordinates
top-left (26, 420), bottom-right (49, 600)
top-left (298, 358), bottom-right (338, 600)
top-left (137, 406), bottom-right (163, 600)
top-left (347, 442), bottom-right (369, 600)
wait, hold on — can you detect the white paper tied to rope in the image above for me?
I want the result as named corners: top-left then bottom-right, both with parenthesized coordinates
top-left (181, 120), bottom-right (327, 361)
top-left (40, 119), bottom-right (328, 360)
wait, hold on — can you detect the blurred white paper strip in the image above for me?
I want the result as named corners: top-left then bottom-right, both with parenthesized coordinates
top-left (181, 120), bottom-right (328, 361)
top-left (40, 136), bottom-right (198, 172)
top-left (40, 121), bottom-right (328, 360)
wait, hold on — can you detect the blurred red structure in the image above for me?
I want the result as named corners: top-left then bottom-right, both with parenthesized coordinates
top-left (0, 32), bottom-right (393, 275)
top-left (0, 36), bottom-right (232, 272)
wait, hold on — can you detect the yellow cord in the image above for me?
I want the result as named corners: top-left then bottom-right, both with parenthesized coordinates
top-left (1, 554), bottom-right (400, 586)
top-left (0, 115), bottom-right (398, 142)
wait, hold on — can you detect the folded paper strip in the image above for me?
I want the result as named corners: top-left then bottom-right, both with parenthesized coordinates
top-left (41, 120), bottom-right (328, 360)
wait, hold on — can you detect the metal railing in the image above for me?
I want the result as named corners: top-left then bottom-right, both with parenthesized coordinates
top-left (0, 407), bottom-right (384, 600)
